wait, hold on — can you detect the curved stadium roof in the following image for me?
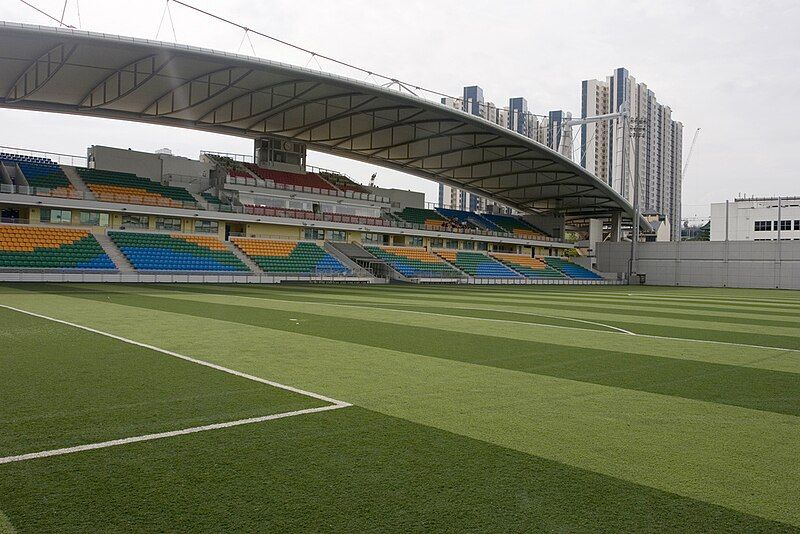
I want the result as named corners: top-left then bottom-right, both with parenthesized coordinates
top-left (0, 21), bottom-right (645, 227)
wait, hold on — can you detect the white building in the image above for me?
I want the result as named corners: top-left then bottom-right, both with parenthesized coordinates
top-left (580, 68), bottom-right (683, 240)
top-left (710, 197), bottom-right (800, 241)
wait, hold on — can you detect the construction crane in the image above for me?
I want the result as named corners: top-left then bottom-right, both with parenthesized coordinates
top-left (682, 128), bottom-right (701, 178)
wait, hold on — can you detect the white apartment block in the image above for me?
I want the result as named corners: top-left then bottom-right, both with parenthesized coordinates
top-left (710, 197), bottom-right (800, 241)
top-left (580, 68), bottom-right (683, 240)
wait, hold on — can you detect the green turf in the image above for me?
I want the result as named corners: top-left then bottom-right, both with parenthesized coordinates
top-left (24, 286), bottom-right (800, 416)
top-left (0, 307), bottom-right (324, 456)
top-left (1, 283), bottom-right (799, 532)
top-left (0, 407), bottom-right (791, 533)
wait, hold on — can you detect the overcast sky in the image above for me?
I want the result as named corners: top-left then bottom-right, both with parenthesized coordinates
top-left (1, 0), bottom-right (798, 221)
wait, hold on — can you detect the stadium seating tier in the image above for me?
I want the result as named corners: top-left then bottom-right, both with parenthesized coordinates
top-left (395, 207), bottom-right (447, 227)
top-left (544, 257), bottom-right (603, 280)
top-left (232, 238), bottom-right (348, 274)
top-left (109, 231), bottom-right (248, 272)
top-left (77, 168), bottom-right (197, 207)
top-left (365, 245), bottom-right (461, 278)
top-left (436, 250), bottom-right (521, 278)
top-left (0, 225), bottom-right (115, 269)
top-left (491, 253), bottom-right (565, 279)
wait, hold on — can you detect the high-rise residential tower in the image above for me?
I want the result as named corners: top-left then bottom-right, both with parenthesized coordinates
top-left (438, 86), bottom-right (572, 213)
top-left (580, 68), bottom-right (683, 240)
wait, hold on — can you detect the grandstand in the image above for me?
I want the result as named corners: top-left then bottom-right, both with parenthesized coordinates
top-left (232, 238), bottom-right (348, 275)
top-left (364, 245), bottom-right (462, 278)
top-left (0, 225), bottom-right (114, 270)
top-left (77, 168), bottom-right (197, 208)
top-left (395, 207), bottom-right (447, 227)
top-left (0, 24), bottom-right (620, 285)
top-left (491, 253), bottom-right (566, 279)
top-left (108, 231), bottom-right (247, 272)
top-left (436, 250), bottom-right (521, 278)
top-left (0, 141), bottom-right (609, 284)
top-left (0, 153), bottom-right (74, 196)
top-left (482, 213), bottom-right (547, 239)
top-left (544, 257), bottom-right (603, 280)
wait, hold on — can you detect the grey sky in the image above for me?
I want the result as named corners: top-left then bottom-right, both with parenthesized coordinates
top-left (1, 0), bottom-right (798, 221)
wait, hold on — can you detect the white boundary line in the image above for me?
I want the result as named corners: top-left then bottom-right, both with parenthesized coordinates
top-left (0, 304), bottom-right (351, 465)
top-left (0, 404), bottom-right (343, 465)
top-left (194, 291), bottom-right (637, 336)
top-left (0, 304), bottom-right (350, 406)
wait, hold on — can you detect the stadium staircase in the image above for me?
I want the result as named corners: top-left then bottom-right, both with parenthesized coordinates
top-left (225, 240), bottom-right (263, 274)
top-left (61, 166), bottom-right (93, 196)
top-left (364, 245), bottom-right (463, 281)
top-left (91, 229), bottom-right (134, 272)
top-left (328, 242), bottom-right (403, 281)
top-left (323, 242), bottom-right (373, 278)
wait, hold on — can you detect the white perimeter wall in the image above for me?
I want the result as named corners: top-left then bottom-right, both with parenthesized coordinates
top-left (597, 240), bottom-right (800, 289)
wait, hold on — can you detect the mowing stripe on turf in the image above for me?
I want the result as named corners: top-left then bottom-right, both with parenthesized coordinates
top-left (0, 304), bottom-right (351, 408)
top-left (0, 404), bottom-right (345, 465)
top-left (150, 288), bottom-right (800, 354)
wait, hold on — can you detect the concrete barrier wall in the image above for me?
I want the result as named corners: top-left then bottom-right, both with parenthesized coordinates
top-left (597, 241), bottom-right (800, 289)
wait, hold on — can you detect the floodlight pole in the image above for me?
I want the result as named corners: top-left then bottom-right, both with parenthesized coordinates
top-left (627, 114), bottom-right (646, 284)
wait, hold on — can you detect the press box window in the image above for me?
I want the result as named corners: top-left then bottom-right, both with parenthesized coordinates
top-left (195, 220), bottom-right (218, 233)
top-left (40, 209), bottom-right (72, 224)
top-left (304, 228), bottom-right (324, 240)
top-left (122, 215), bottom-right (149, 229)
top-left (79, 212), bottom-right (109, 227)
top-left (326, 230), bottom-right (346, 242)
top-left (156, 217), bottom-right (182, 231)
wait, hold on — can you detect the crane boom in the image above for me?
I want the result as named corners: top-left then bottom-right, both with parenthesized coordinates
top-left (682, 128), bottom-right (701, 177)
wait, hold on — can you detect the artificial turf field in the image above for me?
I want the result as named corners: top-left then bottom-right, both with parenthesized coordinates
top-left (1, 283), bottom-right (799, 533)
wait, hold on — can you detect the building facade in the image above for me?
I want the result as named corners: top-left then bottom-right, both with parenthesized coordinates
top-left (580, 68), bottom-right (683, 240)
top-left (710, 197), bottom-right (800, 241)
top-left (439, 86), bottom-right (571, 212)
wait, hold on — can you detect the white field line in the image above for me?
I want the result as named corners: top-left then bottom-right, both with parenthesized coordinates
top-left (193, 292), bottom-right (800, 354)
top-left (0, 404), bottom-right (343, 466)
top-left (0, 304), bottom-right (350, 407)
top-left (0, 304), bottom-right (352, 465)
top-left (176, 292), bottom-right (637, 335)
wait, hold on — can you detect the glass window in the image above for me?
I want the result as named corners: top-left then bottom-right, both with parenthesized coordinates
top-left (304, 228), bottom-right (324, 240)
top-left (79, 211), bottom-right (109, 227)
top-left (795, 220), bottom-right (800, 231)
top-left (462, 241), bottom-right (475, 250)
top-left (362, 232), bottom-right (382, 244)
top-left (156, 217), bottom-right (182, 231)
top-left (445, 239), bottom-right (458, 249)
top-left (408, 236), bottom-right (423, 247)
top-left (780, 220), bottom-right (792, 231)
top-left (475, 241), bottom-right (488, 251)
top-left (754, 221), bottom-right (771, 232)
top-left (429, 238), bottom-right (444, 249)
top-left (41, 209), bottom-right (72, 224)
top-left (122, 215), bottom-right (149, 229)
top-left (326, 230), bottom-right (347, 242)
top-left (194, 220), bottom-right (218, 233)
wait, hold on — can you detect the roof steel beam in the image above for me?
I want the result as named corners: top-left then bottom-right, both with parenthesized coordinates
top-left (5, 43), bottom-right (77, 102)
top-left (79, 54), bottom-right (173, 109)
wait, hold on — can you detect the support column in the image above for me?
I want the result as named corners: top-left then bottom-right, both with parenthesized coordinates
top-left (610, 212), bottom-right (622, 242)
top-left (588, 218), bottom-right (603, 269)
